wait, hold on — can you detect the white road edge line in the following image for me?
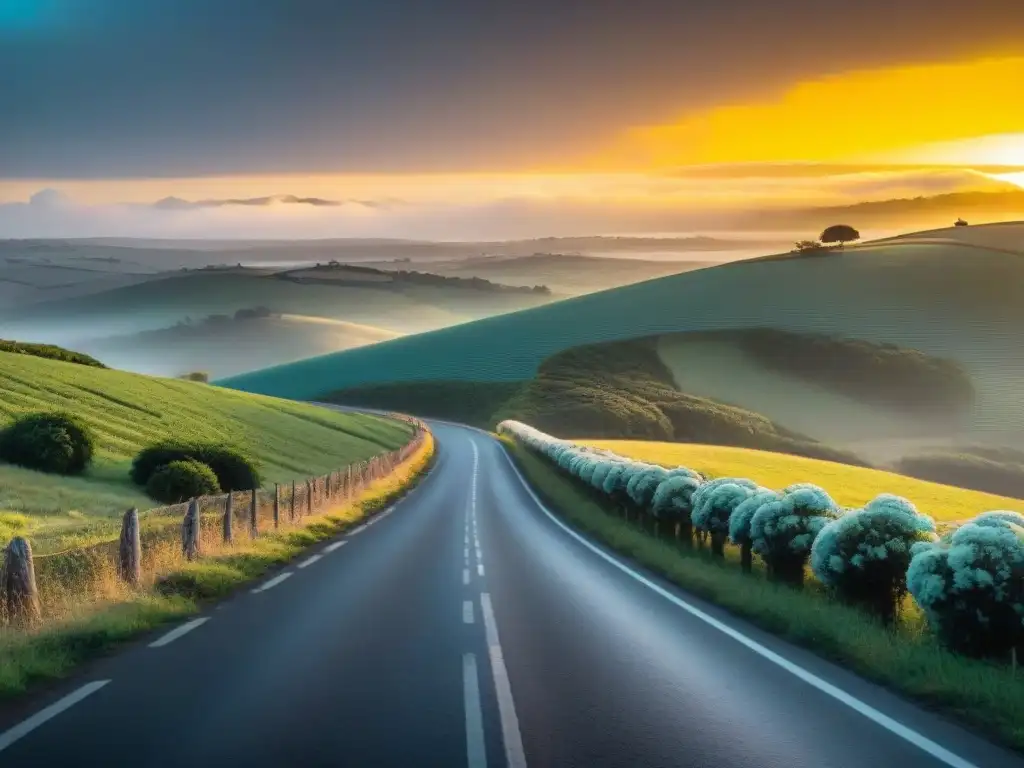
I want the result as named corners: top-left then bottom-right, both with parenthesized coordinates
top-left (480, 592), bottom-right (527, 768)
top-left (463, 653), bottom-right (488, 768)
top-left (251, 572), bottom-right (292, 594)
top-left (0, 680), bottom-right (110, 753)
top-left (298, 554), bottom-right (322, 569)
top-left (149, 617), bottom-right (210, 648)
top-left (463, 599), bottom-right (475, 624)
top-left (348, 524), bottom-right (368, 536)
top-left (464, 568), bottom-right (471, 585)
top-left (498, 444), bottom-right (979, 768)
top-left (324, 540), bottom-right (347, 553)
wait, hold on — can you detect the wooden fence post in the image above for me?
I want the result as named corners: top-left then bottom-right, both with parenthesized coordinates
top-left (306, 479), bottom-right (313, 516)
top-left (118, 508), bottom-right (141, 586)
top-left (290, 480), bottom-right (296, 522)
top-left (223, 492), bottom-right (233, 544)
top-left (273, 484), bottom-right (280, 529)
top-left (1, 537), bottom-right (41, 626)
top-left (249, 488), bottom-right (258, 537)
top-left (182, 498), bottom-right (200, 561)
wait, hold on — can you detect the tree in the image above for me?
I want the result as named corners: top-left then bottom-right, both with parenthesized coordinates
top-left (955, 218), bottom-right (969, 227)
top-left (820, 224), bottom-right (860, 246)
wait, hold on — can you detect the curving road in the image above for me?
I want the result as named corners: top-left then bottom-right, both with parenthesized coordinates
top-left (0, 421), bottom-right (1021, 767)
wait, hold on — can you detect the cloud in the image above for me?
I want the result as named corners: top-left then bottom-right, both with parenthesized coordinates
top-left (152, 194), bottom-right (345, 210)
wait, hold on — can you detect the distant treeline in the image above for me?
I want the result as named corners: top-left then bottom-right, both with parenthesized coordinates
top-left (0, 339), bottom-right (106, 368)
top-left (291, 262), bottom-right (551, 294)
top-left (172, 306), bottom-right (275, 330)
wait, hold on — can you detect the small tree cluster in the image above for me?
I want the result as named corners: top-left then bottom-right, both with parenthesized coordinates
top-left (131, 440), bottom-right (261, 493)
top-left (146, 459), bottom-right (222, 503)
top-left (750, 483), bottom-right (841, 585)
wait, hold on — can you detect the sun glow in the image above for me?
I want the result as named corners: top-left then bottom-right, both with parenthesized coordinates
top-left (595, 56), bottom-right (1024, 169)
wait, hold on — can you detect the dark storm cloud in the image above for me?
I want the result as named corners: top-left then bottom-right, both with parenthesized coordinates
top-left (2, 0), bottom-right (1023, 178)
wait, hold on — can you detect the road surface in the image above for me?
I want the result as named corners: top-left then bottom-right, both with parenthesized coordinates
top-left (0, 421), bottom-right (1020, 767)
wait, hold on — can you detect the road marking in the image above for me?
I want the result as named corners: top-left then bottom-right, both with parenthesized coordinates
top-left (463, 653), bottom-right (488, 768)
top-left (478, 564), bottom-right (485, 576)
top-left (499, 445), bottom-right (979, 768)
top-left (324, 540), bottom-right (347, 553)
top-left (298, 554), bottom-right (322, 569)
top-left (465, 546), bottom-right (470, 559)
top-left (463, 599), bottom-right (475, 624)
top-left (348, 524), bottom-right (368, 536)
top-left (464, 568), bottom-right (471, 585)
top-left (149, 617), bottom-right (210, 648)
top-left (252, 572), bottom-right (292, 594)
top-left (480, 593), bottom-right (527, 768)
top-left (0, 680), bottom-right (110, 753)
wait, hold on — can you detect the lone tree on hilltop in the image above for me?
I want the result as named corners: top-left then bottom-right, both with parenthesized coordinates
top-left (955, 218), bottom-right (969, 227)
top-left (820, 224), bottom-right (860, 247)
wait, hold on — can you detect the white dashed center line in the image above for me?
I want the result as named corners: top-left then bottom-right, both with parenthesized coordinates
top-left (0, 681), bottom-right (111, 754)
top-left (463, 568), bottom-right (471, 585)
top-left (298, 554), bottom-right (322, 569)
top-left (463, 599), bottom-right (475, 624)
top-left (323, 540), bottom-right (347, 553)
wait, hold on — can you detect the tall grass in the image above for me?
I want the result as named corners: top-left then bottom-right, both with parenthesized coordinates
top-left (502, 437), bottom-right (1024, 753)
top-left (0, 430), bottom-right (434, 698)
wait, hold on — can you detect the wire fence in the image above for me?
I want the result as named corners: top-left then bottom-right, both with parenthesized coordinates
top-left (0, 415), bottom-right (429, 626)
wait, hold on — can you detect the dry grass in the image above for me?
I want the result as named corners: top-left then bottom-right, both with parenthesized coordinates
top-left (0, 430), bottom-right (434, 698)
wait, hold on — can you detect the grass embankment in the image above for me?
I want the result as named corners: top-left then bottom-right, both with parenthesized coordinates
top-left (502, 437), bottom-right (1024, 752)
top-left (0, 429), bottom-right (434, 698)
top-left (0, 351), bottom-right (412, 549)
top-left (583, 440), bottom-right (1024, 523)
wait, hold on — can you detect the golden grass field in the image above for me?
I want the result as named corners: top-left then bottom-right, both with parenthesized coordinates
top-left (581, 440), bottom-right (1024, 523)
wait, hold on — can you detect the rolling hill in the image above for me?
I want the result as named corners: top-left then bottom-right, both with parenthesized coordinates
top-left (0, 350), bottom-right (412, 549)
top-left (221, 223), bottom-right (1024, 449)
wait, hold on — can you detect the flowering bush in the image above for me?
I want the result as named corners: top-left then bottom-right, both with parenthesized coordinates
top-left (750, 483), bottom-right (841, 584)
top-left (810, 494), bottom-right (937, 622)
top-left (690, 477), bottom-right (759, 556)
top-left (907, 514), bottom-right (1024, 657)
top-left (650, 471), bottom-right (703, 543)
top-left (729, 488), bottom-right (778, 572)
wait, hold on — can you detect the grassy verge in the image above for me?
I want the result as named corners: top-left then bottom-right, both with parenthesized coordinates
top-left (501, 436), bottom-right (1024, 753)
top-left (0, 431), bottom-right (434, 699)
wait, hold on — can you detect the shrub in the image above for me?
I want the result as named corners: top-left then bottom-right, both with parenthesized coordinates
top-left (625, 465), bottom-right (669, 510)
top-left (131, 441), bottom-right (261, 491)
top-left (0, 339), bottom-right (106, 368)
top-left (750, 483), bottom-right (841, 585)
top-left (907, 515), bottom-right (1024, 658)
top-left (146, 459), bottom-right (221, 504)
top-left (0, 412), bottom-right (95, 475)
top-left (690, 477), bottom-right (759, 556)
top-left (178, 371), bottom-right (210, 383)
top-left (810, 494), bottom-right (938, 623)
top-left (729, 488), bottom-right (778, 572)
top-left (650, 472), bottom-right (704, 544)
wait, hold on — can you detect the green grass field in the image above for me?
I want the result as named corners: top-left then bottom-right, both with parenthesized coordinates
top-left (503, 438), bottom-right (1024, 752)
top-left (220, 224), bottom-right (1024, 445)
top-left (0, 351), bottom-right (412, 550)
top-left (581, 440), bottom-right (1024, 523)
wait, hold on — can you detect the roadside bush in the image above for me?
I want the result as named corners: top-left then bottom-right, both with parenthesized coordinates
top-left (691, 477), bottom-right (759, 556)
top-left (811, 494), bottom-right (938, 623)
top-left (729, 488), bottom-right (778, 572)
top-left (146, 459), bottom-right (221, 504)
top-left (0, 411), bottom-right (95, 475)
top-left (650, 471), bottom-right (703, 544)
top-left (131, 441), bottom-right (261, 490)
top-left (907, 515), bottom-right (1024, 658)
top-left (750, 483), bottom-right (841, 585)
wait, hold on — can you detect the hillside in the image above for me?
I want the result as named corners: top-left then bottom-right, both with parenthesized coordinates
top-left (414, 254), bottom-right (714, 295)
top-left (221, 224), bottom-right (1024, 448)
top-left (0, 351), bottom-right (412, 548)
top-left (78, 311), bottom-right (401, 378)
top-left (581, 440), bottom-right (1024, 524)
top-left (0, 266), bottom-right (558, 377)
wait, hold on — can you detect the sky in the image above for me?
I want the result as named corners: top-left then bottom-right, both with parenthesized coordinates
top-left (2, 0), bottom-right (1024, 238)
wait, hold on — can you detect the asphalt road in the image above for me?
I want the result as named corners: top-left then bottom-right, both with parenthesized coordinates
top-left (0, 421), bottom-right (1021, 767)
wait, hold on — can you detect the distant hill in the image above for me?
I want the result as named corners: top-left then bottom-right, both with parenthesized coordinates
top-left (411, 254), bottom-right (713, 295)
top-left (221, 223), bottom-right (1024, 456)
